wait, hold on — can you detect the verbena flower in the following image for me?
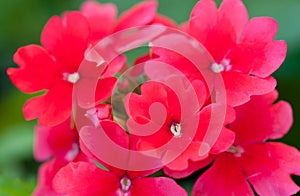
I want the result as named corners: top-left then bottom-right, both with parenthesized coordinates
top-left (54, 120), bottom-right (187, 196)
top-left (7, 11), bottom-right (119, 126)
top-left (192, 91), bottom-right (300, 195)
top-left (185, 0), bottom-right (287, 106)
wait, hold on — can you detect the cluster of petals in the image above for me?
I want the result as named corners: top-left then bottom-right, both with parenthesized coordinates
top-left (54, 120), bottom-right (187, 195)
top-left (7, 0), bottom-right (171, 127)
top-left (192, 91), bottom-right (299, 196)
top-left (6, 0), bottom-right (300, 195)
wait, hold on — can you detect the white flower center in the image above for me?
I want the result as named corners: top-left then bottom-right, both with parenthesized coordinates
top-left (227, 145), bottom-right (244, 157)
top-left (63, 72), bottom-right (80, 83)
top-left (170, 122), bottom-right (182, 138)
top-left (210, 59), bottom-right (232, 73)
top-left (120, 176), bottom-right (132, 193)
top-left (210, 62), bottom-right (225, 73)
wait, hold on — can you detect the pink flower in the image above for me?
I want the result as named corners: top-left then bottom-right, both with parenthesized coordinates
top-left (7, 1), bottom-right (176, 127)
top-left (80, 0), bottom-right (176, 42)
top-left (125, 79), bottom-right (235, 171)
top-left (192, 91), bottom-right (300, 196)
top-left (184, 0), bottom-right (287, 106)
top-left (53, 120), bottom-right (187, 195)
top-left (34, 118), bottom-right (81, 162)
top-left (53, 161), bottom-right (187, 196)
top-left (33, 104), bottom-right (112, 195)
top-left (7, 11), bottom-right (118, 126)
top-left (33, 155), bottom-right (88, 196)
top-left (33, 118), bottom-right (88, 196)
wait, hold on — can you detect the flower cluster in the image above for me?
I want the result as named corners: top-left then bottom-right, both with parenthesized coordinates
top-left (7, 0), bottom-right (300, 195)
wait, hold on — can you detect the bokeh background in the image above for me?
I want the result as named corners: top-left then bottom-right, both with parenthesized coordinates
top-left (0, 0), bottom-right (299, 195)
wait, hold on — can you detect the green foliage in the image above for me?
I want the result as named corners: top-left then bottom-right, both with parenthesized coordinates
top-left (0, 124), bottom-right (36, 195)
top-left (0, 173), bottom-right (35, 196)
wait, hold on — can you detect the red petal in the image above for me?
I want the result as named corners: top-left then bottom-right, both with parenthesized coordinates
top-left (218, 0), bottom-right (248, 37)
top-left (75, 77), bottom-right (117, 108)
top-left (114, 0), bottom-right (157, 32)
top-left (80, 1), bottom-right (117, 41)
top-left (34, 118), bottom-right (76, 161)
top-left (164, 155), bottom-right (214, 179)
top-left (41, 12), bottom-right (90, 72)
top-left (33, 159), bottom-right (66, 196)
top-left (192, 153), bottom-right (254, 196)
top-left (23, 95), bottom-right (45, 121)
top-left (42, 83), bottom-right (73, 126)
top-left (206, 15), bottom-right (237, 62)
top-left (53, 161), bottom-right (119, 196)
top-left (210, 127), bottom-right (235, 154)
top-left (134, 125), bottom-right (172, 151)
top-left (79, 121), bottom-right (130, 173)
top-left (23, 82), bottom-right (73, 126)
top-left (230, 91), bottom-right (293, 144)
top-left (189, 0), bottom-right (237, 62)
top-left (189, 0), bottom-right (217, 43)
top-left (163, 76), bottom-right (205, 117)
top-left (95, 77), bottom-right (117, 103)
top-left (8, 45), bottom-right (60, 93)
top-left (78, 137), bottom-right (126, 178)
top-left (241, 17), bottom-right (279, 43)
top-left (125, 81), bottom-right (169, 124)
top-left (131, 177), bottom-right (187, 196)
top-left (101, 55), bottom-right (126, 77)
top-left (144, 52), bottom-right (198, 81)
top-left (34, 154), bottom-right (87, 196)
top-left (222, 72), bottom-right (276, 106)
top-left (195, 104), bottom-right (235, 146)
top-left (241, 142), bottom-right (300, 196)
top-left (165, 141), bottom-right (208, 171)
top-left (34, 125), bottom-right (53, 161)
top-left (229, 18), bottom-right (287, 78)
top-left (229, 40), bottom-right (287, 77)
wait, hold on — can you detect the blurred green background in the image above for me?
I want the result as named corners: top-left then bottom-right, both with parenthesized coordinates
top-left (0, 0), bottom-right (299, 195)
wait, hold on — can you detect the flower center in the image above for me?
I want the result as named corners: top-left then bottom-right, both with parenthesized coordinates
top-left (120, 176), bottom-right (132, 193)
top-left (227, 145), bottom-right (244, 157)
top-left (65, 143), bottom-right (79, 161)
top-left (170, 121), bottom-right (182, 138)
top-left (210, 59), bottom-right (232, 73)
top-left (63, 72), bottom-right (80, 84)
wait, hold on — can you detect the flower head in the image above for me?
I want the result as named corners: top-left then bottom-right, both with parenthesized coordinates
top-left (192, 91), bottom-right (300, 196)
top-left (54, 120), bottom-right (187, 196)
top-left (185, 0), bottom-right (287, 106)
top-left (7, 11), bottom-right (119, 126)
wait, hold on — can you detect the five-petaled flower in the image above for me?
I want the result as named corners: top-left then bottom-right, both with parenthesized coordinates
top-left (7, 11), bottom-right (118, 126)
top-left (53, 120), bottom-right (187, 196)
top-left (125, 79), bottom-right (236, 173)
top-left (185, 0), bottom-right (287, 106)
top-left (192, 91), bottom-right (300, 196)
top-left (32, 104), bottom-right (112, 196)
